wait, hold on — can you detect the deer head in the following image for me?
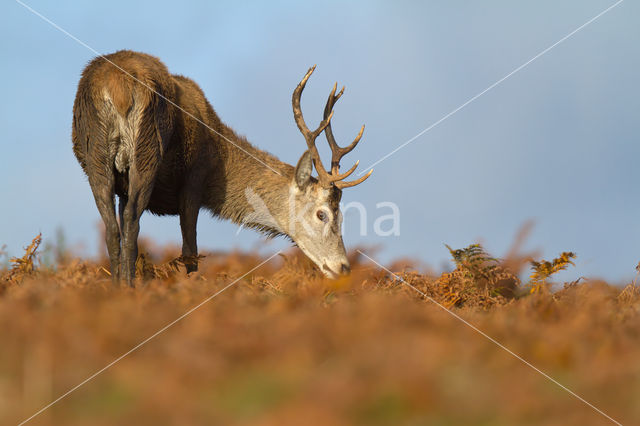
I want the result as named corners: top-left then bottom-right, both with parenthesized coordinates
top-left (286, 66), bottom-right (373, 278)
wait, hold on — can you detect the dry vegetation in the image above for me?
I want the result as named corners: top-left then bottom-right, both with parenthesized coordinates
top-left (1, 234), bottom-right (639, 425)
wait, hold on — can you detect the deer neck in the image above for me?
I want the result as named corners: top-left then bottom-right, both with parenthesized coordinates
top-left (206, 124), bottom-right (295, 238)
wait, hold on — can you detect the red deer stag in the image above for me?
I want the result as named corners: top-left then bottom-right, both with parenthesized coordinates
top-left (72, 50), bottom-right (372, 286)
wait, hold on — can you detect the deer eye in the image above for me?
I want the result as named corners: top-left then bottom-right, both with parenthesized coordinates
top-left (316, 210), bottom-right (329, 223)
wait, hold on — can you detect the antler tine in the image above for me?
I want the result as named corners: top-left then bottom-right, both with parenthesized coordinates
top-left (322, 83), bottom-right (344, 147)
top-left (341, 124), bottom-right (365, 160)
top-left (335, 168), bottom-right (373, 189)
top-left (292, 65), bottom-right (333, 184)
top-left (291, 65), bottom-right (316, 136)
top-left (329, 124), bottom-right (365, 175)
top-left (330, 159), bottom-right (359, 181)
top-left (323, 85), bottom-right (366, 176)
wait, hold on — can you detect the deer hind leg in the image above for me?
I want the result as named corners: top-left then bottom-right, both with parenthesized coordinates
top-left (84, 115), bottom-right (121, 283)
top-left (120, 138), bottom-right (160, 286)
top-left (119, 103), bottom-right (167, 286)
top-left (89, 172), bottom-right (121, 284)
top-left (120, 166), bottom-right (156, 287)
top-left (118, 194), bottom-right (128, 271)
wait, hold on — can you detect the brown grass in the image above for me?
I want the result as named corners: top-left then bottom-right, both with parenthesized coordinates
top-left (0, 237), bottom-right (639, 426)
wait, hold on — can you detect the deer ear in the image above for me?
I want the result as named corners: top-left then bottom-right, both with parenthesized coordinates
top-left (294, 150), bottom-right (313, 189)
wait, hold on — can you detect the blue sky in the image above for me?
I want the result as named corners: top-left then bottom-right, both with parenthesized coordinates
top-left (1, 1), bottom-right (638, 282)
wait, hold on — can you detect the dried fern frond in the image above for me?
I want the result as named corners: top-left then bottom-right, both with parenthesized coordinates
top-left (528, 252), bottom-right (576, 293)
top-left (135, 253), bottom-right (205, 281)
top-left (4, 234), bottom-right (42, 285)
top-left (438, 243), bottom-right (519, 308)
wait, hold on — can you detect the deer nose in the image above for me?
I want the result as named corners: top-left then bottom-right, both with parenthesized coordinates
top-left (340, 263), bottom-right (351, 275)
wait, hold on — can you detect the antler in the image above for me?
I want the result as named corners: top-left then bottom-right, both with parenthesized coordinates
top-left (292, 66), bottom-right (373, 190)
top-left (322, 82), bottom-right (373, 189)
